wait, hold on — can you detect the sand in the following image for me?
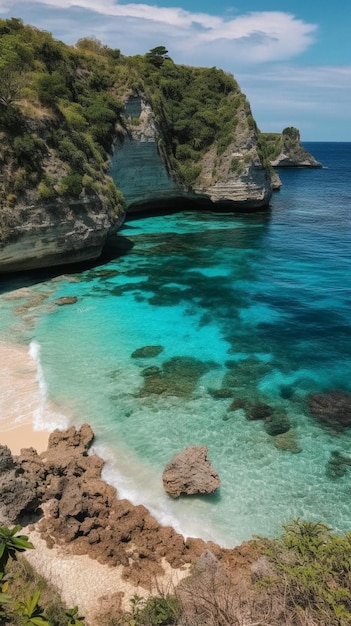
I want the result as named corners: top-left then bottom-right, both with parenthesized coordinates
top-left (0, 341), bottom-right (55, 453)
top-left (25, 528), bottom-right (189, 623)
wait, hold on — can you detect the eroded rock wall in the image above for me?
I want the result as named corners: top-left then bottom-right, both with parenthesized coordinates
top-left (111, 95), bottom-right (272, 212)
top-left (0, 197), bottom-right (122, 273)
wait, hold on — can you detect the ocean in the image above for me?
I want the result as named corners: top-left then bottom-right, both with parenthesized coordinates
top-left (1, 141), bottom-right (351, 547)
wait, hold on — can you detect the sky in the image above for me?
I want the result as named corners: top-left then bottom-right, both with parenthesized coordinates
top-left (1, 1), bottom-right (350, 141)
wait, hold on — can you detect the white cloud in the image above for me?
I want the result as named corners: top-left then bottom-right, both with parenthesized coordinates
top-left (1, 2), bottom-right (317, 64)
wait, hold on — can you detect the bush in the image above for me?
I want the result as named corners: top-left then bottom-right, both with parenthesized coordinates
top-left (12, 133), bottom-right (47, 171)
top-left (1, 525), bottom-right (85, 626)
top-left (262, 519), bottom-right (351, 625)
top-left (58, 173), bottom-right (83, 197)
top-left (37, 71), bottom-right (69, 107)
top-left (38, 180), bottom-right (56, 201)
top-left (114, 593), bottom-right (180, 626)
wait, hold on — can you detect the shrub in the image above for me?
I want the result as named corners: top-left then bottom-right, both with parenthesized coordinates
top-left (12, 133), bottom-right (47, 171)
top-left (262, 519), bottom-right (351, 625)
top-left (38, 180), bottom-right (56, 201)
top-left (114, 593), bottom-right (180, 626)
top-left (37, 71), bottom-right (69, 107)
top-left (58, 173), bottom-right (83, 197)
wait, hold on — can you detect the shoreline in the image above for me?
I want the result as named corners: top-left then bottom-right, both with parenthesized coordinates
top-left (0, 341), bottom-right (52, 453)
top-left (0, 341), bottom-right (191, 623)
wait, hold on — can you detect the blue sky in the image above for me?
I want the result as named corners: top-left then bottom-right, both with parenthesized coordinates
top-left (1, 1), bottom-right (350, 140)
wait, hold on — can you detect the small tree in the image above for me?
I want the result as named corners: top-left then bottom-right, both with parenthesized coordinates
top-left (145, 45), bottom-right (171, 68)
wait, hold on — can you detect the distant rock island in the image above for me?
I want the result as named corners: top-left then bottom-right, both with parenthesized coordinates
top-left (263, 127), bottom-right (322, 168)
top-left (0, 20), bottom-right (321, 272)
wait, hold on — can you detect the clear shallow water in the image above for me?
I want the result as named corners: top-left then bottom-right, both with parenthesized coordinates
top-left (1, 142), bottom-right (351, 547)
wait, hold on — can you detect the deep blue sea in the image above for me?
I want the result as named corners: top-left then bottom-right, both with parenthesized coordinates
top-left (1, 142), bottom-right (351, 547)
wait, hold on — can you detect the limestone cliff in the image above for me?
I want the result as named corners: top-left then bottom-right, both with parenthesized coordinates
top-left (111, 94), bottom-right (272, 212)
top-left (0, 196), bottom-right (123, 272)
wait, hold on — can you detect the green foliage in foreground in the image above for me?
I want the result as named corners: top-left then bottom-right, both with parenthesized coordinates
top-left (2, 520), bottom-right (351, 626)
top-left (0, 526), bottom-right (85, 626)
top-left (260, 519), bottom-right (351, 625)
top-left (111, 594), bottom-right (180, 626)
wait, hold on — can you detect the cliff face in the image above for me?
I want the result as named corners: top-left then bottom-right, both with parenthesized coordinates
top-left (0, 21), bottom-right (275, 273)
top-left (111, 95), bottom-right (272, 213)
top-left (0, 196), bottom-right (122, 273)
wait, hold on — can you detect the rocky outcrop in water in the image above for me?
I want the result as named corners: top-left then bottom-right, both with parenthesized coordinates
top-left (268, 127), bottom-right (322, 168)
top-left (162, 445), bottom-right (221, 498)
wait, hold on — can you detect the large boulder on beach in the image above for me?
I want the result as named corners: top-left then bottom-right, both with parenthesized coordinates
top-left (308, 390), bottom-right (351, 430)
top-left (162, 446), bottom-right (220, 498)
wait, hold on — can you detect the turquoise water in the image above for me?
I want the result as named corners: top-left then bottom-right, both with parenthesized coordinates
top-left (1, 142), bottom-right (351, 547)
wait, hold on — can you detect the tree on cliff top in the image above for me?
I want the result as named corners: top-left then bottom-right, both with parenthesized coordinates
top-left (145, 45), bottom-right (171, 67)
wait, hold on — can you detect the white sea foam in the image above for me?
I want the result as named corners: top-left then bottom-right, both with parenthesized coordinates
top-left (96, 440), bottom-right (232, 547)
top-left (28, 340), bottom-right (69, 432)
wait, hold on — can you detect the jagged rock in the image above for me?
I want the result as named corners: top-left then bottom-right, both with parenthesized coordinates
top-left (0, 444), bottom-right (14, 473)
top-left (0, 198), bottom-right (124, 273)
top-left (271, 152), bottom-right (322, 168)
top-left (271, 169), bottom-right (283, 190)
top-left (270, 128), bottom-right (322, 168)
top-left (0, 446), bottom-right (40, 525)
top-left (162, 445), bottom-right (220, 498)
top-left (308, 390), bottom-right (351, 430)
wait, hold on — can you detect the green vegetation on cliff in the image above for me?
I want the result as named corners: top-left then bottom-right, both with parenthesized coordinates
top-left (260, 127), bottom-right (302, 161)
top-left (0, 22), bottom-right (261, 209)
top-left (0, 18), bottom-right (129, 216)
top-left (128, 46), bottom-right (256, 186)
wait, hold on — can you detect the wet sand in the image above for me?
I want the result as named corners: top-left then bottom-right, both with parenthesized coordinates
top-left (0, 342), bottom-right (51, 453)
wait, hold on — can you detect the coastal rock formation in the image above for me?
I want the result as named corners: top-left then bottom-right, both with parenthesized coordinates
top-left (0, 444), bottom-right (40, 525)
top-left (0, 425), bottom-right (224, 586)
top-left (111, 94), bottom-right (272, 213)
top-left (0, 197), bottom-right (122, 273)
top-left (268, 127), bottom-right (322, 168)
top-left (162, 445), bottom-right (221, 498)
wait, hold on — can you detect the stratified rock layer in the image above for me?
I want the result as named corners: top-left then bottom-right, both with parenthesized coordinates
top-left (0, 197), bottom-right (122, 273)
top-left (111, 96), bottom-right (272, 212)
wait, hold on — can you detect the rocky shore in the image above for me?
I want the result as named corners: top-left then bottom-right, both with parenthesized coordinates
top-left (0, 424), bottom-right (260, 624)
